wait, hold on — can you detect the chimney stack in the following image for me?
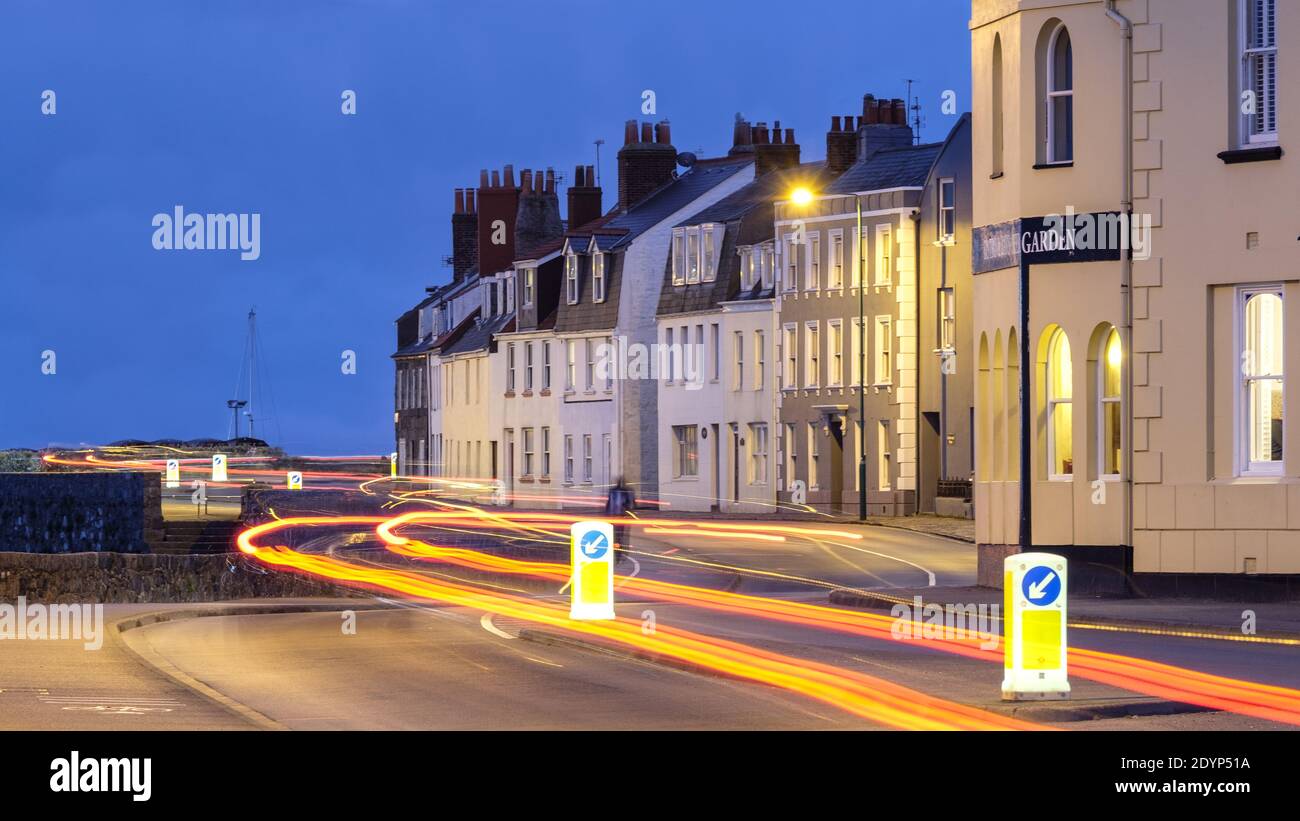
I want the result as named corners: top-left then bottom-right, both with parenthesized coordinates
top-left (567, 163), bottom-right (603, 230)
top-left (825, 115), bottom-right (858, 177)
top-left (753, 118), bottom-right (801, 177)
top-left (515, 166), bottom-right (563, 259)
top-left (451, 186), bottom-right (478, 282)
top-left (729, 115), bottom-right (754, 156)
top-left (857, 93), bottom-right (915, 160)
top-left (476, 164), bottom-right (521, 277)
top-left (617, 118), bottom-right (677, 212)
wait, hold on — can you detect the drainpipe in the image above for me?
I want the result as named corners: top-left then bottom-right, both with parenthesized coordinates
top-left (1106, 0), bottom-right (1135, 559)
top-left (911, 208), bottom-right (923, 515)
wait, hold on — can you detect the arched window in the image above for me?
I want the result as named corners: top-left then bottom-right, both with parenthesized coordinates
top-left (1046, 328), bottom-right (1073, 478)
top-left (1098, 327), bottom-right (1122, 478)
top-left (1242, 288), bottom-right (1284, 473)
top-left (1046, 23), bottom-right (1073, 164)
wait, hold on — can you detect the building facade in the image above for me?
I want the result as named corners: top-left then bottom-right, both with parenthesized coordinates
top-left (971, 0), bottom-right (1300, 589)
top-left (773, 97), bottom-right (972, 516)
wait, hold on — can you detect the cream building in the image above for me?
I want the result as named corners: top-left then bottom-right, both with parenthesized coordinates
top-left (970, 0), bottom-right (1299, 591)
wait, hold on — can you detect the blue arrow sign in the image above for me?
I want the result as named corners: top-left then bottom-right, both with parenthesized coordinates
top-left (1021, 565), bottom-right (1061, 606)
top-left (578, 529), bottom-right (609, 560)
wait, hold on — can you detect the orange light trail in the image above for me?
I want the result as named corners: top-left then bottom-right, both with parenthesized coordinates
top-left (236, 516), bottom-right (1042, 730)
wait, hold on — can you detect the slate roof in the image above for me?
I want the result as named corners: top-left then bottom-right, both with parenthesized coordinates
top-left (657, 162), bottom-right (828, 318)
top-left (442, 310), bottom-right (515, 356)
top-left (602, 158), bottom-right (753, 247)
top-left (826, 142), bottom-right (944, 194)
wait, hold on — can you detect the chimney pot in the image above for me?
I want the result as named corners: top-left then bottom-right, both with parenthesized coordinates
top-left (893, 99), bottom-right (908, 126)
top-left (546, 168), bottom-right (556, 193)
top-left (624, 120), bottom-right (638, 145)
top-left (831, 115), bottom-right (841, 132)
top-left (491, 169), bottom-right (501, 188)
top-left (503, 164), bottom-right (515, 188)
top-left (785, 128), bottom-right (795, 144)
top-left (574, 165), bottom-right (585, 187)
top-left (480, 169), bottom-right (489, 188)
top-left (466, 188), bottom-right (476, 212)
top-left (655, 120), bottom-right (672, 145)
top-left (586, 165), bottom-right (595, 185)
top-left (454, 188), bottom-right (465, 213)
top-left (640, 121), bottom-right (653, 143)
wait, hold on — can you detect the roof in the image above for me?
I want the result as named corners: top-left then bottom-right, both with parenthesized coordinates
top-left (602, 158), bottom-right (753, 246)
top-left (676, 161), bottom-right (827, 228)
top-left (826, 142), bottom-right (944, 194)
top-left (441, 311), bottom-right (515, 356)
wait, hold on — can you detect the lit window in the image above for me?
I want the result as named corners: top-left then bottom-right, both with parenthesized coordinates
top-left (522, 268), bottom-right (535, 307)
top-left (808, 423), bottom-right (820, 489)
top-left (583, 434), bottom-right (593, 482)
top-left (807, 234), bottom-right (820, 291)
top-left (524, 342), bottom-right (534, 391)
top-left (593, 253), bottom-right (606, 302)
top-left (542, 342), bottom-right (551, 390)
top-left (564, 434), bottom-right (574, 483)
top-left (541, 427), bottom-right (551, 478)
top-left (673, 425), bottom-right (698, 478)
top-left (784, 423), bottom-right (797, 491)
top-left (1046, 327), bottom-right (1073, 478)
top-left (506, 343), bottom-right (517, 392)
top-left (784, 235), bottom-right (799, 290)
top-left (702, 226), bottom-right (717, 282)
top-left (754, 330), bottom-right (765, 390)
top-left (1046, 23), bottom-right (1074, 164)
top-left (566, 340), bottom-right (577, 390)
top-left (1242, 288), bottom-right (1284, 473)
top-left (671, 232), bottom-right (686, 285)
top-left (1099, 327), bottom-right (1122, 478)
top-left (566, 253), bottom-right (579, 304)
top-left (687, 231), bottom-right (700, 284)
top-left (734, 331), bottom-right (745, 391)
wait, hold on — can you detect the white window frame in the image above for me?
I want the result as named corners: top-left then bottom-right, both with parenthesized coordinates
top-left (541, 427), bottom-right (551, 478)
top-left (806, 232), bottom-right (821, 292)
top-left (874, 316), bottom-right (892, 386)
top-left (875, 224), bottom-right (892, 286)
top-left (828, 230), bottom-right (844, 290)
top-left (782, 234), bottom-right (799, 292)
top-left (1238, 284), bottom-right (1285, 476)
top-left (1045, 22), bottom-right (1074, 165)
top-left (1046, 327), bottom-right (1073, 480)
top-left (565, 253), bottom-right (580, 304)
top-left (566, 340), bottom-right (577, 391)
top-left (522, 427), bottom-right (535, 477)
top-left (851, 317), bottom-right (864, 387)
top-left (939, 288), bottom-right (956, 350)
top-left (687, 229), bottom-right (701, 284)
top-left (673, 425), bottom-right (699, 479)
top-left (827, 319), bottom-right (844, 387)
top-left (877, 420), bottom-right (892, 491)
top-left (701, 224), bottom-right (719, 283)
top-left (583, 434), bottom-right (593, 483)
top-left (672, 231), bottom-right (686, 285)
top-left (807, 422), bottom-right (820, 489)
top-left (754, 330), bottom-right (765, 390)
top-left (782, 323), bottom-right (798, 390)
top-left (522, 267), bottom-right (535, 307)
top-left (593, 252), bottom-right (606, 303)
top-left (784, 422), bottom-right (798, 491)
top-left (710, 323), bottom-right (721, 381)
top-left (506, 343), bottom-right (517, 393)
top-left (1240, 0), bottom-right (1279, 146)
top-left (749, 423), bottom-right (768, 485)
top-left (543, 341), bottom-right (551, 390)
top-left (564, 434), bottom-right (575, 483)
top-left (805, 321), bottom-right (820, 388)
top-left (938, 179), bottom-right (956, 242)
top-left (733, 330), bottom-right (745, 391)
top-left (1098, 326), bottom-right (1122, 481)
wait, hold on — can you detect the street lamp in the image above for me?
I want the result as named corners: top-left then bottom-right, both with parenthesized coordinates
top-left (227, 399), bottom-right (247, 439)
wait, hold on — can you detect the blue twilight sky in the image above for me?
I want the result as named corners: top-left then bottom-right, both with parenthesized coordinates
top-left (0, 0), bottom-right (972, 454)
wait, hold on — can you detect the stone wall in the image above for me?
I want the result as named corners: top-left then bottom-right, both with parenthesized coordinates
top-left (0, 552), bottom-right (355, 603)
top-left (0, 471), bottom-right (163, 554)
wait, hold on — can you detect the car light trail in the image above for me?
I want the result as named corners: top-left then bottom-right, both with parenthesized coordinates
top-left (236, 517), bottom-right (1042, 730)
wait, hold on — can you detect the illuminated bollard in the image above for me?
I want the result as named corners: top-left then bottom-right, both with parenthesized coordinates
top-left (211, 453), bottom-right (228, 482)
top-left (165, 459), bottom-right (180, 489)
top-left (570, 520), bottom-right (615, 620)
top-left (287, 471), bottom-right (302, 490)
top-left (390, 451), bottom-right (398, 478)
top-left (1002, 552), bottom-right (1070, 700)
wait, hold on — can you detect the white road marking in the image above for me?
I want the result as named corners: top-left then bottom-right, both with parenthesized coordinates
top-left (825, 539), bottom-right (937, 587)
top-left (479, 613), bottom-right (516, 640)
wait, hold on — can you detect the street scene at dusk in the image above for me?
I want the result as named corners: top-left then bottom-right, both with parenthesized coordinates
top-left (0, 0), bottom-right (1294, 806)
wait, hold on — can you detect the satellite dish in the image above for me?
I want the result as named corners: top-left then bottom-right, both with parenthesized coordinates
top-left (676, 152), bottom-right (697, 168)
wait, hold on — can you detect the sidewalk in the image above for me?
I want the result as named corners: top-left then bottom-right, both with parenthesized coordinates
top-left (636, 508), bottom-right (976, 542)
top-left (830, 586), bottom-right (1300, 640)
